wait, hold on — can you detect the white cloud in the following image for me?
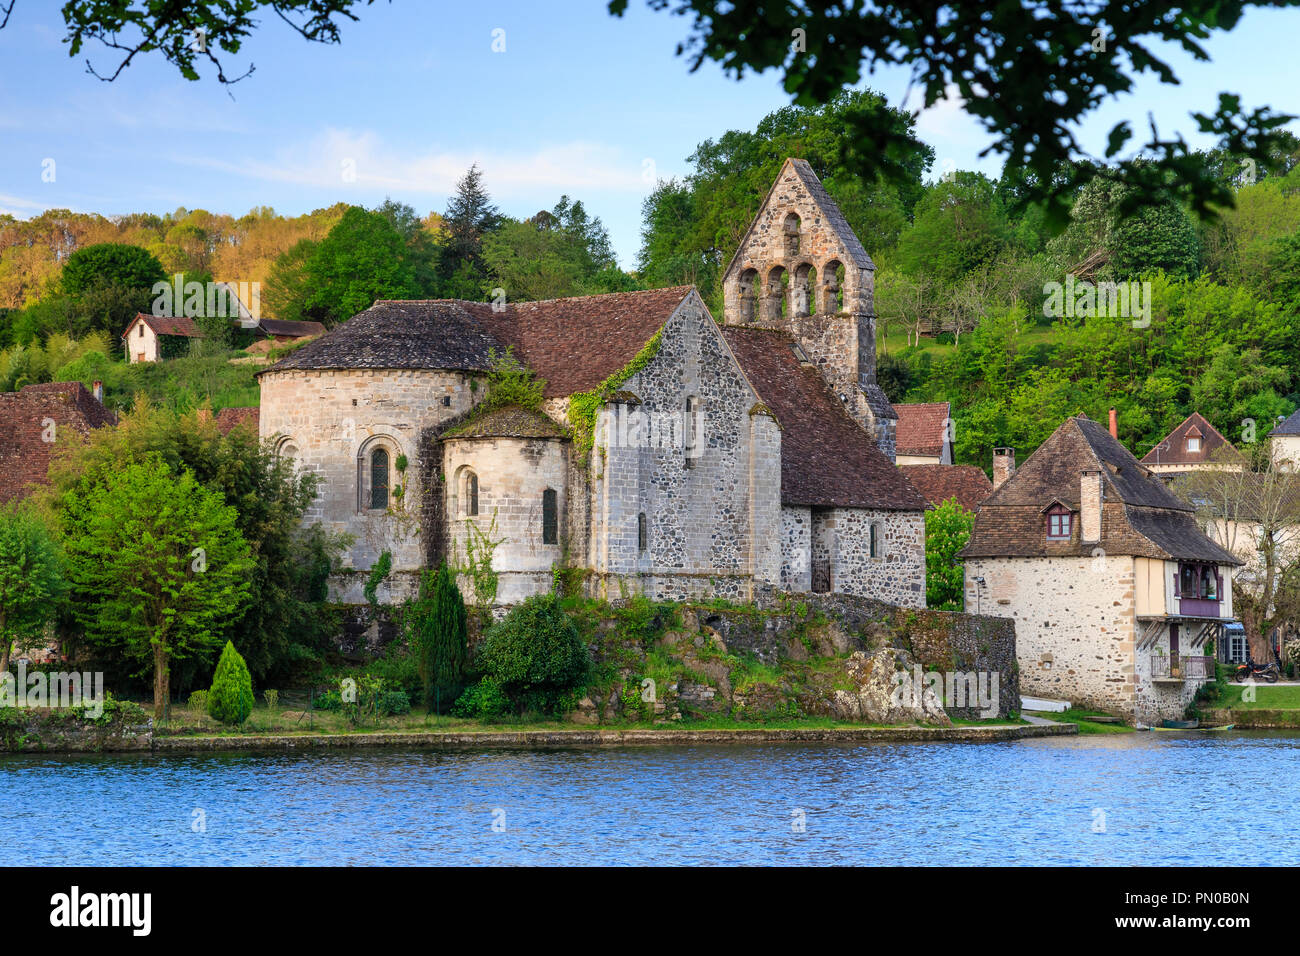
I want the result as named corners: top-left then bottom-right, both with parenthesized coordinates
top-left (172, 128), bottom-right (652, 199)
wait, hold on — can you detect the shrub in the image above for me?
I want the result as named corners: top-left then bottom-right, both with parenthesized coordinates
top-left (207, 642), bottom-right (255, 726)
top-left (313, 689), bottom-right (342, 712)
top-left (451, 679), bottom-right (510, 720)
top-left (378, 689), bottom-right (411, 717)
top-left (187, 689), bottom-right (209, 715)
top-left (476, 594), bottom-right (590, 713)
top-left (263, 689), bottom-right (279, 710)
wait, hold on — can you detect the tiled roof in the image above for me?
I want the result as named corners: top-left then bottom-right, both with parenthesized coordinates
top-left (122, 313), bottom-right (202, 339)
top-left (261, 299), bottom-right (503, 375)
top-left (473, 286), bottom-right (694, 397)
top-left (262, 287), bottom-right (694, 398)
top-left (900, 464), bottom-right (992, 511)
top-left (962, 415), bottom-right (1240, 563)
top-left (1140, 412), bottom-right (1243, 466)
top-left (443, 404), bottom-right (568, 440)
top-left (214, 407), bottom-right (259, 435)
top-left (1270, 408), bottom-right (1300, 437)
top-left (721, 326), bottom-right (926, 511)
top-left (256, 319), bottom-right (325, 338)
top-left (893, 402), bottom-right (950, 458)
top-left (0, 382), bottom-right (116, 504)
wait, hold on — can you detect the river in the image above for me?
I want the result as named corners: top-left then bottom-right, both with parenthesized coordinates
top-left (3, 731), bottom-right (1294, 865)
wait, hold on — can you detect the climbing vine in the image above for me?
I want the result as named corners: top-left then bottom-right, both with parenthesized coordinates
top-left (568, 328), bottom-right (662, 467)
top-left (461, 509), bottom-right (506, 620)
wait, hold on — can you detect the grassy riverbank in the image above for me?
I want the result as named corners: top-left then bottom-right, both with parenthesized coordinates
top-left (153, 702), bottom-right (1032, 738)
top-left (1037, 709), bottom-right (1133, 734)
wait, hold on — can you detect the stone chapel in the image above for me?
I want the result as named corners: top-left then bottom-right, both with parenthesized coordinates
top-left (257, 159), bottom-right (928, 607)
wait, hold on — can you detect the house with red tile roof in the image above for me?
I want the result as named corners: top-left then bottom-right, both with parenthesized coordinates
top-left (960, 414), bottom-right (1240, 725)
top-left (0, 381), bottom-right (117, 504)
top-left (122, 312), bottom-right (325, 364)
top-left (257, 159), bottom-right (928, 607)
top-left (1140, 412), bottom-right (1245, 474)
top-left (893, 402), bottom-right (954, 465)
top-left (122, 312), bottom-right (203, 363)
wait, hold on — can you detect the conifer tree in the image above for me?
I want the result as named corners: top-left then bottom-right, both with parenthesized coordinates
top-left (405, 564), bottom-right (468, 711)
top-left (208, 641), bottom-right (255, 725)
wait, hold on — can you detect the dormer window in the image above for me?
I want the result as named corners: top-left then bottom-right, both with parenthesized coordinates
top-left (1046, 505), bottom-right (1072, 540)
top-left (1186, 436), bottom-right (1201, 453)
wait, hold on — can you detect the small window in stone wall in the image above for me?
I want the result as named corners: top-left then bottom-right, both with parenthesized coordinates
top-left (370, 448), bottom-right (389, 510)
top-left (869, 522), bottom-right (882, 559)
top-left (684, 395), bottom-right (701, 466)
top-left (638, 512), bottom-right (647, 553)
top-left (464, 470), bottom-right (479, 516)
top-left (542, 488), bottom-right (558, 544)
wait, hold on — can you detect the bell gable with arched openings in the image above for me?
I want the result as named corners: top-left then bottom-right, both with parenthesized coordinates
top-left (720, 157), bottom-right (898, 460)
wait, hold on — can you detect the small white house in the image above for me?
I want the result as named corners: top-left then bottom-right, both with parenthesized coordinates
top-left (121, 313), bottom-right (202, 363)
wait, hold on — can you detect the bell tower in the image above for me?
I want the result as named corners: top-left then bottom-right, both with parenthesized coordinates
top-left (721, 158), bottom-right (896, 460)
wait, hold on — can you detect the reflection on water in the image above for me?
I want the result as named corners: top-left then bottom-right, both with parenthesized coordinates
top-left (1, 732), bottom-right (1295, 866)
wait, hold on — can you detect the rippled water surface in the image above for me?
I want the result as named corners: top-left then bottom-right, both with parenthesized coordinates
top-left (3, 732), bottom-right (1296, 865)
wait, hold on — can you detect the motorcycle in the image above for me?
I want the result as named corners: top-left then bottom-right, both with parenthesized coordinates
top-left (1234, 659), bottom-right (1281, 683)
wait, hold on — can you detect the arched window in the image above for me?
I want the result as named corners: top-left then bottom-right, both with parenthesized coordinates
top-left (765, 265), bottom-right (788, 321)
top-left (821, 260), bottom-right (845, 313)
top-left (738, 268), bottom-right (758, 322)
top-left (464, 470), bottom-right (479, 516)
top-left (792, 263), bottom-right (815, 317)
top-left (783, 212), bottom-right (801, 258)
top-left (370, 448), bottom-right (390, 510)
top-left (542, 488), bottom-right (558, 544)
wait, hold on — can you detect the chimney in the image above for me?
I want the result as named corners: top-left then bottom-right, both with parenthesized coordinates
top-left (992, 447), bottom-right (1016, 489)
top-left (92, 380), bottom-right (103, 403)
top-left (1109, 408), bottom-right (1118, 439)
top-left (1080, 469), bottom-right (1102, 543)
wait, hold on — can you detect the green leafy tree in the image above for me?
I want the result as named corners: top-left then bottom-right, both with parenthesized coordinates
top-left (925, 499), bottom-right (975, 611)
top-left (405, 564), bottom-right (468, 711)
top-left (48, 400), bottom-right (346, 688)
top-left (207, 641), bottom-right (255, 725)
top-left (61, 243), bottom-right (166, 299)
top-left (265, 206), bottom-right (418, 327)
top-left (895, 172), bottom-right (1009, 287)
top-left (0, 505), bottom-right (66, 673)
top-left (615, 0), bottom-right (1296, 229)
top-left (58, 454), bottom-right (254, 720)
top-left (476, 594), bottom-right (590, 713)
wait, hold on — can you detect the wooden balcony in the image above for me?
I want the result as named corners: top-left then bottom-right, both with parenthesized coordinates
top-left (1150, 653), bottom-right (1215, 682)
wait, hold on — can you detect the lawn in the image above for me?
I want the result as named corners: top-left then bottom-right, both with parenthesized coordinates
top-left (1212, 684), bottom-right (1300, 710)
top-left (1038, 708), bottom-right (1132, 734)
top-left (151, 702), bottom-right (1026, 737)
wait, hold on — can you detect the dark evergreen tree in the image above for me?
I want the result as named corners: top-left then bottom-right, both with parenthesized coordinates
top-left (405, 564), bottom-right (468, 711)
top-left (438, 164), bottom-right (501, 297)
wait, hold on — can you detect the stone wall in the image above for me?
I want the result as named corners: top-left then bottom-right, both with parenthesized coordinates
top-left (779, 506), bottom-right (813, 591)
top-left (826, 508), bottom-right (926, 608)
top-left (258, 367), bottom-right (480, 580)
top-left (443, 434), bottom-right (569, 606)
top-left (585, 295), bottom-right (779, 602)
top-left (664, 591), bottom-right (1019, 720)
top-left (964, 554), bottom-right (1138, 718)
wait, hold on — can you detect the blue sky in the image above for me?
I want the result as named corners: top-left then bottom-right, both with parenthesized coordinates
top-left (2, 1), bottom-right (1298, 267)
